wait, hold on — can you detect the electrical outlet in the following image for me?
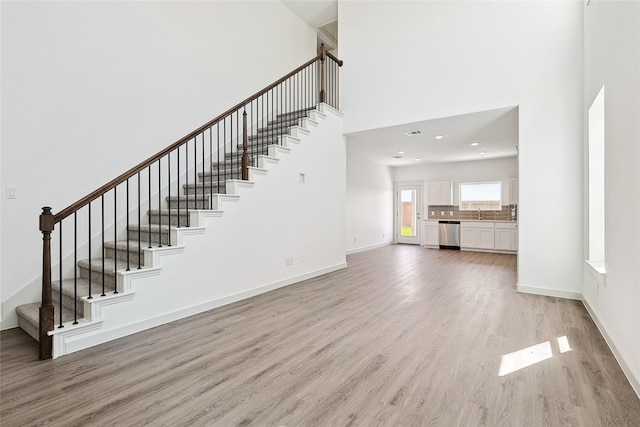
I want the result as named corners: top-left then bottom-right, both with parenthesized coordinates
top-left (285, 257), bottom-right (294, 266)
top-left (431, 211), bottom-right (435, 215)
top-left (353, 237), bottom-right (357, 242)
top-left (449, 211), bottom-right (454, 216)
top-left (440, 211), bottom-right (444, 216)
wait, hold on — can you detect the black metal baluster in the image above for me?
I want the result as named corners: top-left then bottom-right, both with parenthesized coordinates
top-left (113, 187), bottom-right (118, 294)
top-left (201, 132), bottom-right (205, 208)
top-left (209, 127), bottom-right (213, 202)
top-left (194, 135), bottom-right (197, 210)
top-left (168, 151), bottom-right (171, 238)
top-left (148, 165), bottom-right (152, 247)
top-left (58, 223), bottom-right (63, 328)
top-left (177, 146), bottom-right (181, 229)
top-left (73, 212), bottom-right (78, 324)
top-left (88, 202), bottom-right (93, 299)
top-left (101, 194), bottom-right (106, 296)
top-left (137, 172), bottom-right (141, 269)
top-left (185, 140), bottom-right (189, 225)
top-left (217, 123), bottom-right (221, 193)
top-left (126, 180), bottom-right (130, 271)
top-left (158, 159), bottom-right (162, 247)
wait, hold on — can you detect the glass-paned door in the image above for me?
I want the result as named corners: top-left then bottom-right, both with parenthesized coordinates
top-left (397, 185), bottom-right (421, 244)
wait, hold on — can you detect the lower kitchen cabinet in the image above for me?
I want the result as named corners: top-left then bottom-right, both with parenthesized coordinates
top-left (460, 221), bottom-right (495, 250)
top-left (495, 222), bottom-right (518, 251)
top-left (423, 220), bottom-right (439, 247)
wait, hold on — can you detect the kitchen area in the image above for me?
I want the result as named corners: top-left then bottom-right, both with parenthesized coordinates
top-left (422, 178), bottom-right (518, 253)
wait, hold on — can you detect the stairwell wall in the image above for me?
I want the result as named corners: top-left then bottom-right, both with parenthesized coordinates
top-left (0, 1), bottom-right (317, 327)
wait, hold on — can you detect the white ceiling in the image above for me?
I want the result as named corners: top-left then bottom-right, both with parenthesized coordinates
top-left (346, 107), bottom-right (519, 166)
top-left (281, 0), bottom-right (338, 49)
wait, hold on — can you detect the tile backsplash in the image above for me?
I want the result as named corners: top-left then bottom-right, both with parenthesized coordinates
top-left (427, 205), bottom-right (516, 221)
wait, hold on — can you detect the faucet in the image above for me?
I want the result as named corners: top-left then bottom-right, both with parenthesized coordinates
top-left (477, 208), bottom-right (482, 220)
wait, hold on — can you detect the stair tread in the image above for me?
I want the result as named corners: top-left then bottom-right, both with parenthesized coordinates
top-left (127, 224), bottom-right (171, 232)
top-left (54, 277), bottom-right (117, 300)
top-left (17, 302), bottom-right (80, 331)
top-left (147, 209), bottom-right (190, 216)
top-left (103, 240), bottom-right (144, 251)
top-left (78, 257), bottom-right (119, 273)
top-left (166, 195), bottom-right (212, 201)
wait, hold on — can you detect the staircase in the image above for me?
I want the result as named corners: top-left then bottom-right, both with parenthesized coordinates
top-left (16, 107), bottom-right (323, 346)
top-left (17, 48), bottom-right (344, 360)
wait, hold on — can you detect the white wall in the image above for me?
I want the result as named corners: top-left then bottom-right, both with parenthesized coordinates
top-left (346, 152), bottom-right (393, 253)
top-left (339, 1), bottom-right (584, 298)
top-left (394, 157), bottom-right (517, 208)
top-left (0, 1), bottom-right (316, 320)
top-left (583, 0), bottom-right (640, 394)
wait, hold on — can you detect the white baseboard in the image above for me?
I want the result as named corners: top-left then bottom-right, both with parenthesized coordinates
top-left (516, 284), bottom-right (582, 300)
top-left (346, 241), bottom-right (392, 255)
top-left (581, 297), bottom-right (640, 399)
top-left (60, 262), bottom-right (348, 357)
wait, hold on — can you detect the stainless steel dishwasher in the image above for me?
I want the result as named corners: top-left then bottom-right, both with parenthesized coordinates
top-left (439, 221), bottom-right (460, 249)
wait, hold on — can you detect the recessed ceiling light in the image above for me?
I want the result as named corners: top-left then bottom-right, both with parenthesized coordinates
top-left (414, 158), bottom-right (421, 161)
top-left (398, 150), bottom-right (405, 154)
top-left (434, 135), bottom-right (444, 140)
top-left (405, 130), bottom-right (421, 136)
top-left (470, 142), bottom-right (479, 146)
top-left (479, 151), bottom-right (487, 155)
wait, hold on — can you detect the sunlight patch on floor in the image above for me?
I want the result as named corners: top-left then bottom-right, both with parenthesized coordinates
top-left (498, 340), bottom-right (553, 376)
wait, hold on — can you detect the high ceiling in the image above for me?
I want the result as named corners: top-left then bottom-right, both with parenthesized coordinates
top-left (280, 1), bottom-right (518, 166)
top-left (345, 107), bottom-right (519, 166)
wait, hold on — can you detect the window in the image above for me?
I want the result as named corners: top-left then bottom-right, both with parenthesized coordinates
top-left (459, 181), bottom-right (502, 211)
top-left (588, 85), bottom-right (605, 265)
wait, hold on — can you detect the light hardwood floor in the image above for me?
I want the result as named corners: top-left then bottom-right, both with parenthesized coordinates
top-left (2, 245), bottom-right (639, 426)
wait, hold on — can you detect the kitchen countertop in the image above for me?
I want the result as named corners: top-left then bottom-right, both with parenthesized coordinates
top-left (424, 219), bottom-right (517, 223)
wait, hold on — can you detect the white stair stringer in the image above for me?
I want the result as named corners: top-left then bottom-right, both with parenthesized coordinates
top-left (226, 179), bottom-right (255, 195)
top-left (256, 155), bottom-right (280, 169)
top-left (38, 103), bottom-right (346, 358)
top-left (209, 194), bottom-right (240, 210)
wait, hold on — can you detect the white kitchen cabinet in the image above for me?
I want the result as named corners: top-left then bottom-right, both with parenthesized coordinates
top-left (494, 222), bottom-right (518, 251)
top-left (506, 178), bottom-right (518, 204)
top-left (460, 221), bottom-right (495, 250)
top-left (423, 220), bottom-right (439, 247)
top-left (427, 181), bottom-right (453, 206)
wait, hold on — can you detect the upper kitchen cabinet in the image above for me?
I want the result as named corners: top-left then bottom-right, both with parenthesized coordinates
top-left (427, 181), bottom-right (453, 206)
top-left (504, 178), bottom-right (518, 204)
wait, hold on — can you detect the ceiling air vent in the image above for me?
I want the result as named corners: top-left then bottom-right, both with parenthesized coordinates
top-left (404, 130), bottom-right (421, 136)
top-left (392, 155), bottom-right (403, 159)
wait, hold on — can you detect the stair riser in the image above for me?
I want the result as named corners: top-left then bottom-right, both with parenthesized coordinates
top-left (198, 174), bottom-right (241, 184)
top-left (17, 317), bottom-right (39, 342)
top-left (183, 186), bottom-right (226, 196)
top-left (79, 266), bottom-right (116, 288)
top-left (53, 288), bottom-right (84, 318)
top-left (127, 230), bottom-right (170, 246)
top-left (225, 148), bottom-right (269, 158)
top-left (148, 213), bottom-right (189, 227)
top-left (166, 199), bottom-right (211, 210)
top-left (105, 246), bottom-right (145, 266)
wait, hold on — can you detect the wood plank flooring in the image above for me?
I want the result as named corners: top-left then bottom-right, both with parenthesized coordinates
top-left (2, 245), bottom-right (639, 426)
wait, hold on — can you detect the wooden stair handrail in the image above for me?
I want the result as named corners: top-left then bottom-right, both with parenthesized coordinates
top-left (53, 50), bottom-right (342, 224)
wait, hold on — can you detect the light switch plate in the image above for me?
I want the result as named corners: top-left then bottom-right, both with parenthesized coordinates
top-left (6, 187), bottom-right (16, 199)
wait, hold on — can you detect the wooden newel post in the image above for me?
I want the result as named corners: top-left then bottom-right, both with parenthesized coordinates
top-left (319, 43), bottom-right (326, 104)
top-left (39, 207), bottom-right (55, 360)
top-left (241, 110), bottom-right (250, 181)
